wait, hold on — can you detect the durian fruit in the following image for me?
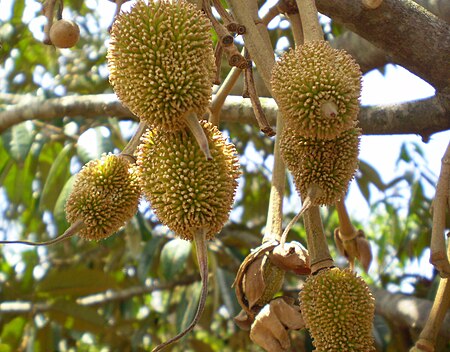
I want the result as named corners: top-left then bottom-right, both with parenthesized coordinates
top-left (107, 0), bottom-right (215, 132)
top-left (65, 154), bottom-right (141, 241)
top-left (271, 41), bottom-right (361, 140)
top-left (280, 127), bottom-right (360, 206)
top-left (300, 268), bottom-right (376, 352)
top-left (136, 121), bottom-right (240, 240)
top-left (49, 19), bottom-right (80, 48)
top-left (136, 120), bottom-right (239, 351)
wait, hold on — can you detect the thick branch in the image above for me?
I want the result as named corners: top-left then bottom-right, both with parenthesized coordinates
top-left (0, 95), bottom-right (449, 137)
top-left (372, 287), bottom-right (450, 341)
top-left (316, 0), bottom-right (450, 92)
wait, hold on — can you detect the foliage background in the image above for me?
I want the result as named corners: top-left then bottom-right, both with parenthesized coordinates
top-left (0, 0), bottom-right (449, 351)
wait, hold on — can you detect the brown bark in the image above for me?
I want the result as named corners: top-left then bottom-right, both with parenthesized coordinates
top-left (0, 94), bottom-right (448, 138)
top-left (316, 0), bottom-right (450, 93)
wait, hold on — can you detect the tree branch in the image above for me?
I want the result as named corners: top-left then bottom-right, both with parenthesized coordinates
top-left (0, 94), bottom-right (448, 137)
top-left (316, 0), bottom-right (450, 93)
top-left (371, 286), bottom-right (450, 341)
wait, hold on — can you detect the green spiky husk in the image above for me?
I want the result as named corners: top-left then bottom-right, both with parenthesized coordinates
top-left (107, 0), bottom-right (215, 130)
top-left (136, 121), bottom-right (240, 241)
top-left (65, 154), bottom-right (141, 241)
top-left (280, 127), bottom-right (360, 206)
top-left (300, 268), bottom-right (375, 352)
top-left (271, 41), bottom-right (361, 140)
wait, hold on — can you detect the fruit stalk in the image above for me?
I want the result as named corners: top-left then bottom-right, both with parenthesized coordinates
top-left (295, 0), bottom-right (323, 42)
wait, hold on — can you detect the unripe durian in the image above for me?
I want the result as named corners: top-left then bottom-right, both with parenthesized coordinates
top-left (300, 268), bottom-right (375, 352)
top-left (107, 0), bottom-right (215, 131)
top-left (136, 121), bottom-right (240, 240)
top-left (271, 41), bottom-right (361, 140)
top-left (281, 127), bottom-right (360, 206)
top-left (65, 154), bottom-right (141, 241)
top-left (49, 19), bottom-right (80, 48)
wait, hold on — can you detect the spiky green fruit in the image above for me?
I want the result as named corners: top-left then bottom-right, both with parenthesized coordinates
top-left (280, 127), bottom-right (360, 206)
top-left (107, 0), bottom-right (215, 130)
top-left (271, 41), bottom-right (361, 140)
top-left (136, 121), bottom-right (240, 240)
top-left (300, 268), bottom-right (375, 352)
top-left (65, 154), bottom-right (141, 241)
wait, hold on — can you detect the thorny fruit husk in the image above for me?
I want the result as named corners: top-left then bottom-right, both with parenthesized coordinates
top-left (107, 0), bottom-right (215, 131)
top-left (65, 154), bottom-right (141, 241)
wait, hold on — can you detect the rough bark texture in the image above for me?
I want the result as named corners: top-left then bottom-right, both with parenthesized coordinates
top-left (1, 94), bottom-right (448, 138)
top-left (316, 0), bottom-right (450, 93)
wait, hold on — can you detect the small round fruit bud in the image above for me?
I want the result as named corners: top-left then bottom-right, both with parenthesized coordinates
top-left (49, 19), bottom-right (80, 48)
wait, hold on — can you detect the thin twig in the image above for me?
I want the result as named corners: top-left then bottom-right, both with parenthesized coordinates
top-left (413, 238), bottom-right (450, 351)
top-left (120, 121), bottom-right (147, 158)
top-left (211, 0), bottom-right (234, 24)
top-left (213, 42), bottom-right (223, 85)
top-left (243, 49), bottom-right (275, 137)
top-left (42, 0), bottom-right (57, 45)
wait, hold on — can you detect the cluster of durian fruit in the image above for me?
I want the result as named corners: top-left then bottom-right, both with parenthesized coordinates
top-left (271, 41), bottom-right (376, 351)
top-left (1, 1), bottom-right (239, 351)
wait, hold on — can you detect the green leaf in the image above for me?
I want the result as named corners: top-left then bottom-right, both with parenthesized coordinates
top-left (39, 143), bottom-right (74, 211)
top-left (48, 299), bottom-right (108, 335)
top-left (37, 267), bottom-right (119, 297)
top-left (355, 173), bottom-right (371, 205)
top-left (359, 160), bottom-right (386, 191)
top-left (158, 239), bottom-right (192, 282)
top-left (1, 121), bottom-right (34, 164)
top-left (137, 235), bottom-right (166, 283)
top-left (0, 317), bottom-right (26, 349)
top-left (53, 174), bottom-right (77, 233)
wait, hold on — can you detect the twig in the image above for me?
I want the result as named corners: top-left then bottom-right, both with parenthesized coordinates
top-left (42, 0), bottom-right (57, 45)
top-left (211, 0), bottom-right (234, 24)
top-left (412, 238), bottom-right (450, 351)
top-left (243, 49), bottom-right (275, 137)
top-left (261, 1), bottom-right (281, 26)
top-left (120, 121), bottom-right (147, 159)
top-left (213, 42), bottom-right (223, 85)
top-left (210, 67), bottom-right (243, 126)
top-left (203, 0), bottom-right (247, 68)
top-left (429, 142), bottom-right (450, 277)
top-left (0, 220), bottom-right (85, 246)
top-left (108, 0), bottom-right (128, 32)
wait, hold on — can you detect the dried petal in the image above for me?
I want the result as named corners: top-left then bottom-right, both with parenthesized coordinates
top-left (269, 241), bottom-right (311, 275)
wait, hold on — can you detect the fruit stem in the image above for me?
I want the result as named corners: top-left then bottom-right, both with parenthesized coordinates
top-left (0, 220), bottom-right (85, 246)
top-left (303, 206), bottom-right (334, 274)
top-left (152, 228), bottom-right (209, 352)
top-left (210, 65), bottom-right (242, 126)
top-left (184, 112), bottom-right (212, 160)
top-left (120, 121), bottom-right (147, 159)
top-left (295, 0), bottom-right (324, 42)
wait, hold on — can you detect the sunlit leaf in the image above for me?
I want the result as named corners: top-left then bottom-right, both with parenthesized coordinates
top-left (176, 282), bottom-right (202, 333)
top-left (158, 238), bottom-right (192, 282)
top-left (39, 143), bottom-right (74, 211)
top-left (1, 121), bottom-right (34, 164)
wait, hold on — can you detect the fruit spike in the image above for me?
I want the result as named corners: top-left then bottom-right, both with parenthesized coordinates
top-left (136, 120), bottom-right (240, 241)
top-left (271, 40), bottom-right (361, 140)
top-left (300, 268), bottom-right (376, 352)
top-left (65, 154), bottom-right (141, 241)
top-left (107, 0), bottom-right (215, 131)
top-left (280, 127), bottom-right (361, 206)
